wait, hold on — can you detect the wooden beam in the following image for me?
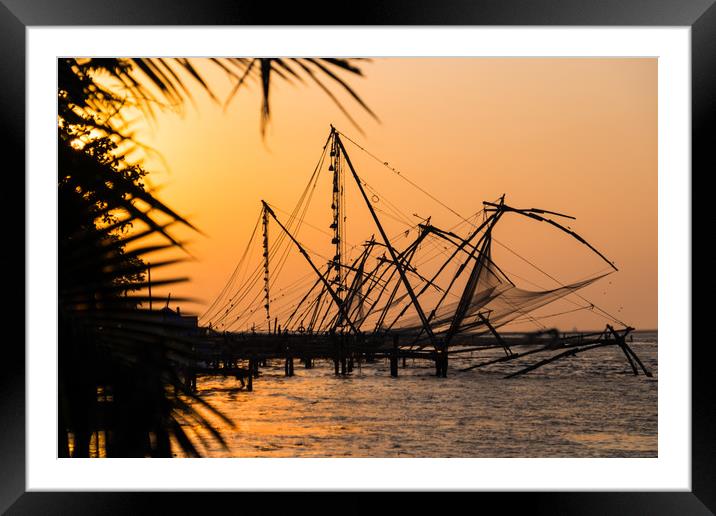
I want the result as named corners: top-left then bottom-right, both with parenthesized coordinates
top-left (262, 200), bottom-right (360, 335)
top-left (335, 131), bottom-right (437, 349)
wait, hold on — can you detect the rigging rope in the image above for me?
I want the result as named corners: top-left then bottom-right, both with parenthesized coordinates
top-left (337, 129), bottom-right (475, 225)
top-left (199, 209), bottom-right (262, 323)
top-left (209, 127), bottom-right (630, 334)
top-left (337, 128), bottom-right (628, 329)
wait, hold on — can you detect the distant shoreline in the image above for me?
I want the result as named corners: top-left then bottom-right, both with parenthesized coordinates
top-left (499, 328), bottom-right (657, 336)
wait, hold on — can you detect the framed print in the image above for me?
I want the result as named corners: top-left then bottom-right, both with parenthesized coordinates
top-left (2, 0), bottom-right (714, 513)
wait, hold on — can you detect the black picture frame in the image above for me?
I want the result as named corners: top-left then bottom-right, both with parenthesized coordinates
top-left (2, 1), bottom-right (712, 513)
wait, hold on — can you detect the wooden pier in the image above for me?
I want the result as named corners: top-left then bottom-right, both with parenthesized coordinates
top-left (185, 127), bottom-right (652, 393)
top-left (180, 325), bottom-right (651, 392)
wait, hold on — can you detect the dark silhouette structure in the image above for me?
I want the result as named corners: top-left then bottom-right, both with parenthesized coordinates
top-left (197, 128), bottom-right (651, 385)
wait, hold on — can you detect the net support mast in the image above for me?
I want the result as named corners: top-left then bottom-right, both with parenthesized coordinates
top-left (262, 200), bottom-right (360, 335)
top-left (262, 203), bottom-right (271, 331)
top-left (333, 128), bottom-right (438, 350)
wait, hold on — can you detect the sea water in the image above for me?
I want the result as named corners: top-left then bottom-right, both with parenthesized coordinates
top-left (180, 331), bottom-right (657, 457)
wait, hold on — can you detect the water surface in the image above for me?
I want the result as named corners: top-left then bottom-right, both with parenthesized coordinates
top-left (180, 332), bottom-right (657, 457)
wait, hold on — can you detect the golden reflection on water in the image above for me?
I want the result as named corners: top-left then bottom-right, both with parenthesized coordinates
top-left (173, 342), bottom-right (658, 458)
top-left (67, 431), bottom-right (107, 458)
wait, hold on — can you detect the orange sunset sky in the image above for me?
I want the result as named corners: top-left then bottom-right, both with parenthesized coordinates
top-left (127, 57), bottom-right (657, 331)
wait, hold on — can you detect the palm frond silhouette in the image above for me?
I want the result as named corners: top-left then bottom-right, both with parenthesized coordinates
top-left (58, 57), bottom-right (374, 457)
top-left (61, 57), bottom-right (375, 141)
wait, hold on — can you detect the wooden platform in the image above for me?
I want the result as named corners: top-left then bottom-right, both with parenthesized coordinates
top-left (181, 325), bottom-right (650, 391)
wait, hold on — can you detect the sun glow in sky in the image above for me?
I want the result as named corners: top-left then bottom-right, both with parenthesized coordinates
top-left (126, 57), bottom-right (656, 331)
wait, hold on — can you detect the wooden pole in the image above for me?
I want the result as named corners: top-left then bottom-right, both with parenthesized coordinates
top-left (284, 345), bottom-right (294, 377)
top-left (335, 132), bottom-right (437, 348)
top-left (189, 343), bottom-right (197, 391)
top-left (191, 370), bottom-right (196, 391)
top-left (347, 337), bottom-right (354, 373)
top-left (478, 312), bottom-right (512, 357)
top-left (390, 334), bottom-right (399, 377)
top-left (607, 325), bottom-right (652, 377)
top-left (623, 343), bottom-right (653, 377)
top-left (483, 201), bottom-right (618, 272)
top-left (333, 335), bottom-right (340, 375)
top-left (263, 201), bottom-right (361, 335)
top-left (433, 349), bottom-right (448, 377)
top-left (505, 341), bottom-right (617, 379)
top-left (619, 343), bottom-right (639, 375)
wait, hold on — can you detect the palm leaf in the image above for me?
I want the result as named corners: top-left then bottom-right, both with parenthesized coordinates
top-left (58, 55), bottom-right (380, 458)
top-left (60, 56), bottom-right (375, 147)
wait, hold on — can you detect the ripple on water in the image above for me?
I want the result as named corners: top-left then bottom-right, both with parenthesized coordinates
top-left (181, 343), bottom-right (657, 457)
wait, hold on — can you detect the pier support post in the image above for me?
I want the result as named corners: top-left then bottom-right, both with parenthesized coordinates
top-left (285, 346), bottom-right (294, 377)
top-left (347, 336), bottom-right (354, 373)
top-left (339, 336), bottom-right (347, 375)
top-left (186, 367), bottom-right (197, 392)
top-left (333, 336), bottom-right (340, 375)
top-left (188, 345), bottom-right (197, 391)
top-left (619, 343), bottom-right (639, 376)
top-left (435, 349), bottom-right (448, 377)
top-left (390, 335), bottom-right (399, 377)
top-left (623, 343), bottom-right (652, 377)
top-left (246, 357), bottom-right (254, 392)
top-left (607, 325), bottom-right (652, 377)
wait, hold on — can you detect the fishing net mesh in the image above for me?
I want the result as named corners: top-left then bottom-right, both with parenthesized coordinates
top-left (372, 239), bottom-right (606, 340)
